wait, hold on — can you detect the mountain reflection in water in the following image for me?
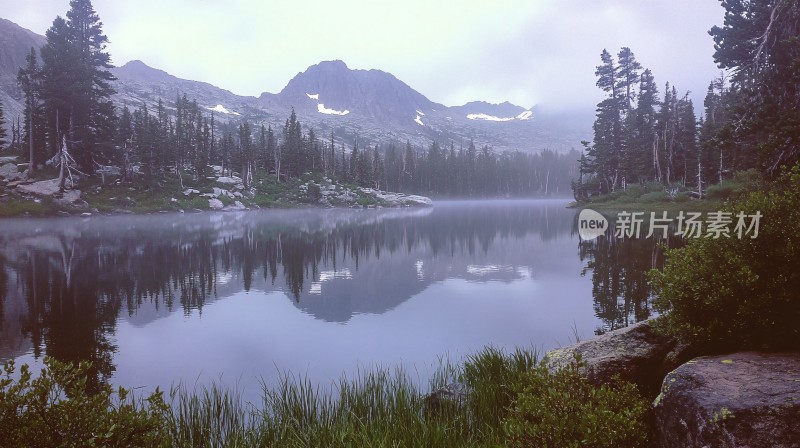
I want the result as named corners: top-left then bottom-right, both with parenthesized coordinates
top-left (0, 200), bottom-right (675, 394)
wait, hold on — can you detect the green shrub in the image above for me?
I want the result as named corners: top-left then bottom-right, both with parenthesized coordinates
top-left (0, 358), bottom-right (169, 448)
top-left (706, 168), bottom-right (764, 201)
top-left (672, 192), bottom-right (690, 202)
top-left (503, 356), bottom-right (648, 448)
top-left (306, 183), bottom-right (322, 202)
top-left (643, 181), bottom-right (665, 192)
top-left (639, 191), bottom-right (668, 203)
top-left (650, 165), bottom-right (800, 351)
top-left (705, 182), bottom-right (737, 200)
top-left (621, 184), bottom-right (646, 200)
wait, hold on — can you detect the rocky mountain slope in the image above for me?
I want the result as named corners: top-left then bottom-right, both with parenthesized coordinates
top-left (0, 18), bottom-right (589, 153)
top-left (0, 18), bottom-right (47, 120)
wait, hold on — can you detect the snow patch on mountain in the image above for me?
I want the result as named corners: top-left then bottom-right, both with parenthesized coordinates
top-left (466, 110), bottom-right (533, 122)
top-left (318, 103), bottom-right (350, 116)
top-left (207, 104), bottom-right (240, 115)
top-left (306, 93), bottom-right (319, 100)
top-left (467, 113), bottom-right (514, 122)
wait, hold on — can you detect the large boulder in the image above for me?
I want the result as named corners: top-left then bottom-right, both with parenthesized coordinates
top-left (14, 178), bottom-right (83, 207)
top-left (208, 198), bottom-right (224, 210)
top-left (0, 163), bottom-right (21, 181)
top-left (545, 320), bottom-right (685, 397)
top-left (361, 188), bottom-right (433, 207)
top-left (654, 352), bottom-right (800, 448)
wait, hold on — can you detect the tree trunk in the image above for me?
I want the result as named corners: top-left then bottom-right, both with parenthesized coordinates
top-left (28, 102), bottom-right (34, 178)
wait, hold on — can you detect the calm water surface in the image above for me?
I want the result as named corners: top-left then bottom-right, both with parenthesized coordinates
top-left (0, 200), bottom-right (675, 397)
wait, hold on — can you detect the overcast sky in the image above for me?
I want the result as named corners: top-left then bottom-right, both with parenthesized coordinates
top-left (2, 0), bottom-right (725, 116)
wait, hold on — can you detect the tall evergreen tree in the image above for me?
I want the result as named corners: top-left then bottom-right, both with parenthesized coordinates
top-left (0, 100), bottom-right (7, 151)
top-left (40, 0), bottom-right (116, 172)
top-left (621, 69), bottom-right (658, 184)
top-left (710, 0), bottom-right (800, 173)
top-left (616, 47), bottom-right (642, 111)
top-left (588, 49), bottom-right (624, 192)
top-left (17, 47), bottom-right (46, 176)
top-left (238, 121), bottom-right (253, 188)
top-left (116, 105), bottom-right (133, 180)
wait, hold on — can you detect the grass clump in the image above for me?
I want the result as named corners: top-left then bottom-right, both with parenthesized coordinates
top-left (1, 347), bottom-right (651, 447)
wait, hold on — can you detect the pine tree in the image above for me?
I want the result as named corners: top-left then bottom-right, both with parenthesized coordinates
top-left (116, 105), bottom-right (132, 180)
top-left (40, 0), bottom-right (116, 172)
top-left (0, 100), bottom-right (7, 151)
top-left (350, 139), bottom-right (359, 183)
top-left (674, 95), bottom-right (698, 186)
top-left (239, 121), bottom-right (253, 188)
top-left (589, 49), bottom-right (623, 192)
top-left (621, 69), bottom-right (658, 184)
top-left (17, 47), bottom-right (45, 176)
top-left (258, 124), bottom-right (268, 173)
top-left (710, 0), bottom-right (800, 174)
top-left (402, 141), bottom-right (415, 191)
top-left (616, 47), bottom-right (642, 111)
top-left (281, 109), bottom-right (302, 178)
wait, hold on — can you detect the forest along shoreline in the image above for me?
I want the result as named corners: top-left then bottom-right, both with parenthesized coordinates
top-left (0, 159), bottom-right (433, 217)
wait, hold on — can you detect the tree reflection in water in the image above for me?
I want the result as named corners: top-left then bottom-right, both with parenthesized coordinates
top-left (578, 214), bottom-right (684, 335)
top-left (0, 203), bottom-right (679, 388)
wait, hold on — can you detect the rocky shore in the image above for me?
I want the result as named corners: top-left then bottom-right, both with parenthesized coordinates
top-left (0, 158), bottom-right (432, 217)
top-left (426, 320), bottom-right (799, 447)
top-left (546, 321), bottom-right (799, 448)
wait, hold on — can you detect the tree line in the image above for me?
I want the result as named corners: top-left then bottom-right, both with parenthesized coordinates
top-left (5, 0), bottom-right (576, 198)
top-left (117, 98), bottom-right (579, 197)
top-left (574, 1), bottom-right (800, 199)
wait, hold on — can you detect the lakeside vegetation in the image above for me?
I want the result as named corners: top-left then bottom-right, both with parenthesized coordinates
top-left (1, 348), bottom-right (648, 448)
top-left (568, 168), bottom-right (764, 211)
top-left (650, 165), bottom-right (800, 353)
top-left (0, 165), bottom-right (410, 218)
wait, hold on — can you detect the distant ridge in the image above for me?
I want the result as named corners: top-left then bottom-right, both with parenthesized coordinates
top-left (0, 18), bottom-right (589, 152)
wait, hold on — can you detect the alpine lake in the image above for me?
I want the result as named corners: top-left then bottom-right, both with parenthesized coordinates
top-left (0, 200), bottom-right (680, 401)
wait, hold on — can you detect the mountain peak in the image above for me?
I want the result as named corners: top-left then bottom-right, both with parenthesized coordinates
top-left (276, 59), bottom-right (440, 125)
top-left (121, 59), bottom-right (151, 69)
top-left (318, 59), bottom-right (348, 69)
top-left (114, 60), bottom-right (176, 84)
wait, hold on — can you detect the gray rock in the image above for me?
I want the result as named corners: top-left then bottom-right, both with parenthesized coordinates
top-left (223, 200), bottom-right (246, 211)
top-left (216, 176), bottom-right (241, 185)
top-left (424, 382), bottom-right (468, 415)
top-left (0, 163), bottom-right (21, 181)
top-left (654, 352), bottom-right (800, 448)
top-left (208, 198), bottom-right (224, 210)
top-left (545, 320), bottom-right (679, 397)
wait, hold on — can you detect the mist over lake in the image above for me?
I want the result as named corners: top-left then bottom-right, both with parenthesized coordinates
top-left (0, 200), bottom-right (669, 398)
